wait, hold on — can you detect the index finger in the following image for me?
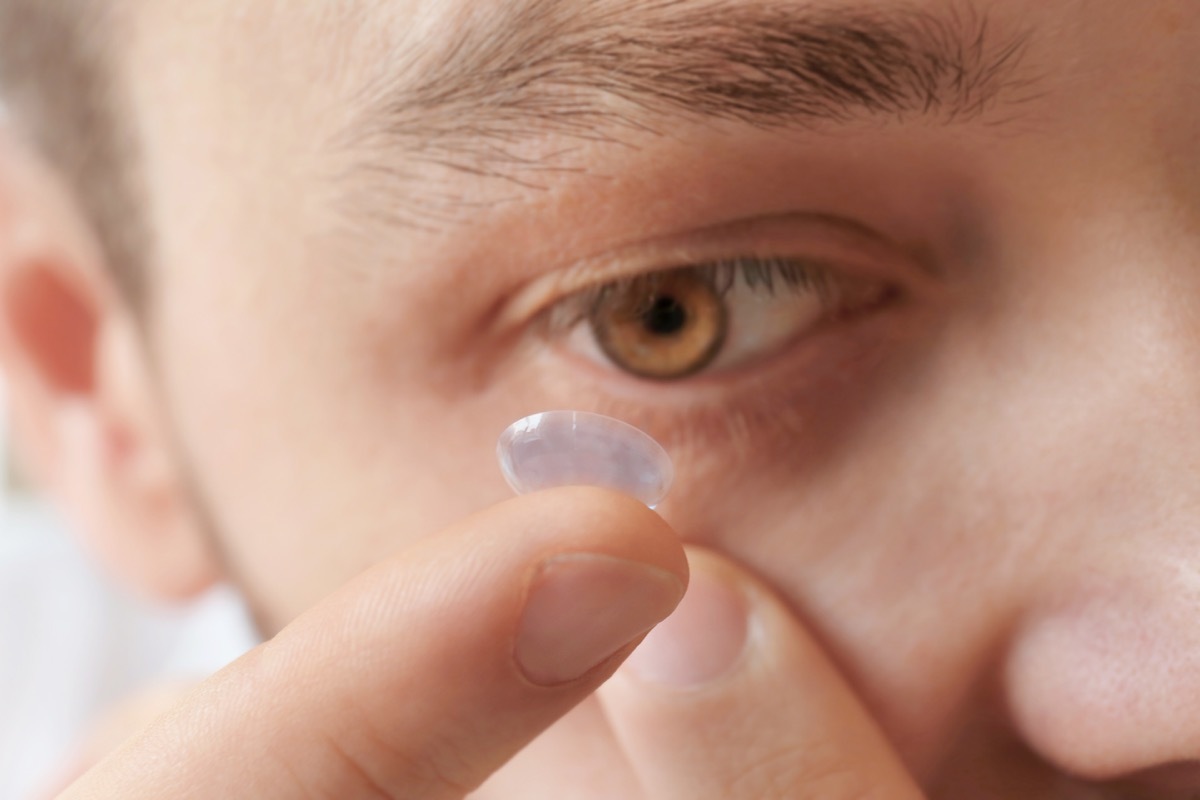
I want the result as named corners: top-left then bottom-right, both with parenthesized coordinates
top-left (62, 488), bottom-right (687, 800)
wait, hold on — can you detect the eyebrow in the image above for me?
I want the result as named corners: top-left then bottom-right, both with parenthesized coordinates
top-left (338, 0), bottom-right (1037, 222)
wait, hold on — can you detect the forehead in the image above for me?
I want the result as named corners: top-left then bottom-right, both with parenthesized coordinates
top-left (120, 0), bottom-right (1200, 284)
top-left (128, 0), bottom-right (1190, 53)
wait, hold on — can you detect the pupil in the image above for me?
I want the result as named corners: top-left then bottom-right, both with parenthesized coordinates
top-left (642, 295), bottom-right (689, 336)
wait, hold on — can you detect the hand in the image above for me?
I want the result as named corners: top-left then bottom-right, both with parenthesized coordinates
top-left (60, 487), bottom-right (924, 800)
top-left (595, 548), bottom-right (926, 800)
top-left (59, 487), bottom-right (688, 800)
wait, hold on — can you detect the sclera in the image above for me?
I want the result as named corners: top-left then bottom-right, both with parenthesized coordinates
top-left (497, 411), bottom-right (675, 508)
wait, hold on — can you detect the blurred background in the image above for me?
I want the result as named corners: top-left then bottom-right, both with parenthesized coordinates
top-left (0, 374), bottom-right (259, 799)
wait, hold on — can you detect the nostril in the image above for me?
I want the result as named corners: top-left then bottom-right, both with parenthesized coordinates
top-left (1113, 761), bottom-right (1200, 797)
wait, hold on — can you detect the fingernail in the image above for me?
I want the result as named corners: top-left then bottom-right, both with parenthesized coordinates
top-left (623, 566), bottom-right (749, 688)
top-left (516, 555), bottom-right (685, 686)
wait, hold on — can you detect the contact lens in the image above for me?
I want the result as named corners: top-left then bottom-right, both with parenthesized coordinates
top-left (497, 411), bottom-right (675, 508)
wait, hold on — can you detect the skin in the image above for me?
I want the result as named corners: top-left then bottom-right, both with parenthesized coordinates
top-left (3, 0), bottom-right (1200, 797)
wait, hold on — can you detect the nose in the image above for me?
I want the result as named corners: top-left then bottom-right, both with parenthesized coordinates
top-left (1005, 567), bottom-right (1200, 784)
top-left (997, 266), bottom-right (1200, 788)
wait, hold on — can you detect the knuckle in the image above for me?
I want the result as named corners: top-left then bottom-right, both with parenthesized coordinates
top-left (315, 704), bottom-right (479, 800)
top-left (412, 729), bottom-right (485, 798)
top-left (725, 739), bottom-right (878, 800)
top-left (321, 729), bottom-right (397, 800)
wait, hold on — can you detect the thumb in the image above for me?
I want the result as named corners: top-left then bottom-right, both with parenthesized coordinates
top-left (61, 487), bottom-right (687, 800)
top-left (599, 548), bottom-right (924, 800)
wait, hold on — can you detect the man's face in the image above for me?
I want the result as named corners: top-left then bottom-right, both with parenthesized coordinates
top-left (122, 0), bottom-right (1200, 795)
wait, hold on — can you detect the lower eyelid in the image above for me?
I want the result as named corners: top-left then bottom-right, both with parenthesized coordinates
top-left (524, 321), bottom-right (884, 475)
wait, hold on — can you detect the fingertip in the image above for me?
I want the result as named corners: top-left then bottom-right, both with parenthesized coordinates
top-left (602, 546), bottom-right (925, 799)
top-left (495, 486), bottom-right (689, 584)
top-left (623, 550), bottom-right (751, 689)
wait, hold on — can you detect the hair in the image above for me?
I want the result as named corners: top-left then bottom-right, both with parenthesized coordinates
top-left (0, 0), bottom-right (147, 305)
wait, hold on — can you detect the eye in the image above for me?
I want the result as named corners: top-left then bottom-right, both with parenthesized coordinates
top-left (590, 269), bottom-right (728, 380)
top-left (562, 259), bottom-right (894, 381)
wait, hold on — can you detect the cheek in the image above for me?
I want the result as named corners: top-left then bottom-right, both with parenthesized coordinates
top-left (646, 277), bottom-right (1200, 778)
top-left (640, 344), bottom-right (1021, 775)
top-left (154, 265), bottom-right (525, 630)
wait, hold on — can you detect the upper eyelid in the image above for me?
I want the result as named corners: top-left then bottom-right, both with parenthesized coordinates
top-left (540, 257), bottom-right (847, 337)
top-left (493, 211), bottom-right (933, 331)
top-left (572, 258), bottom-right (843, 310)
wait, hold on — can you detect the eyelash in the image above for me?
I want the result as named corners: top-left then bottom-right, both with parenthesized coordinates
top-left (544, 256), bottom-right (844, 333)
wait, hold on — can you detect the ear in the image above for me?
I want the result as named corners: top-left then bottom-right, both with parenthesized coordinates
top-left (0, 124), bottom-right (222, 602)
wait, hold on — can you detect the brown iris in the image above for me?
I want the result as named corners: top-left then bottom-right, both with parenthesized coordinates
top-left (590, 269), bottom-right (728, 380)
